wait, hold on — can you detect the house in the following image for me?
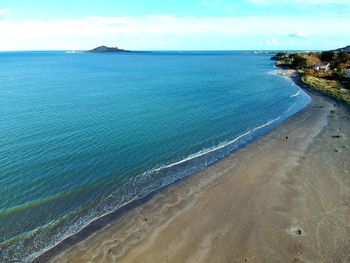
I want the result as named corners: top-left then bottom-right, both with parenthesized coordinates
top-left (314, 63), bottom-right (330, 71)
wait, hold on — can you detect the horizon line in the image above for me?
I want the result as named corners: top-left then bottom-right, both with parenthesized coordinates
top-left (0, 49), bottom-right (324, 52)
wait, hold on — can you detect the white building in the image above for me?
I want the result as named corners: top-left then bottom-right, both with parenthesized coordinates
top-left (314, 63), bottom-right (330, 71)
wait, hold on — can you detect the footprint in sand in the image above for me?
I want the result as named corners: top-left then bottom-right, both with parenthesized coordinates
top-left (287, 226), bottom-right (304, 237)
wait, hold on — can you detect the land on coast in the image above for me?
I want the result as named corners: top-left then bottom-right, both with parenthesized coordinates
top-left (44, 69), bottom-right (350, 262)
top-left (272, 45), bottom-right (350, 105)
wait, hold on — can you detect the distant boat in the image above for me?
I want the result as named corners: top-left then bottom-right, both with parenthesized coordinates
top-left (65, 50), bottom-right (80, 54)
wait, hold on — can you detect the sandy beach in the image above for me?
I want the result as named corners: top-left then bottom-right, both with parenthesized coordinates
top-left (48, 87), bottom-right (350, 263)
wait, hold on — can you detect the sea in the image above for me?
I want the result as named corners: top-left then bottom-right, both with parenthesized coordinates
top-left (0, 51), bottom-right (310, 262)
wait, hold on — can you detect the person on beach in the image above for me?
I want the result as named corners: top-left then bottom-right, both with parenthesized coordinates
top-left (286, 136), bottom-right (288, 141)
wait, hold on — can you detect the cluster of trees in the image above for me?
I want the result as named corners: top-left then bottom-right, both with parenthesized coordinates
top-left (273, 50), bottom-right (350, 72)
top-left (320, 51), bottom-right (335, 61)
top-left (290, 54), bottom-right (307, 69)
top-left (320, 50), bottom-right (350, 64)
top-left (337, 52), bottom-right (350, 63)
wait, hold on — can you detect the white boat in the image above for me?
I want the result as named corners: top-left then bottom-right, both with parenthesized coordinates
top-left (65, 50), bottom-right (79, 54)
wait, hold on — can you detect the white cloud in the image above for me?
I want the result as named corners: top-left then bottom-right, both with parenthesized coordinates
top-left (265, 39), bottom-right (279, 45)
top-left (0, 8), bottom-right (10, 15)
top-left (288, 32), bottom-right (310, 39)
top-left (0, 14), bottom-right (349, 50)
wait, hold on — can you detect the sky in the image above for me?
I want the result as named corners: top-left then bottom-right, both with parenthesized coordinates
top-left (0, 0), bottom-right (349, 51)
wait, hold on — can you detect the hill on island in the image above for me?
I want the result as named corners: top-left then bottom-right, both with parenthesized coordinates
top-left (335, 45), bottom-right (350, 52)
top-left (87, 46), bottom-right (131, 53)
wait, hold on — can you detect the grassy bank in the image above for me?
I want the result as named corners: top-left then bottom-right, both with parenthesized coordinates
top-left (301, 75), bottom-right (350, 105)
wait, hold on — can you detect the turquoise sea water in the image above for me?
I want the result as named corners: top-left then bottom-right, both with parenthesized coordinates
top-left (0, 51), bottom-right (310, 262)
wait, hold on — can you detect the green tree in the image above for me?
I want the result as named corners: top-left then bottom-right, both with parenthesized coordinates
top-left (337, 51), bottom-right (350, 63)
top-left (320, 51), bottom-right (335, 62)
top-left (291, 54), bottom-right (307, 69)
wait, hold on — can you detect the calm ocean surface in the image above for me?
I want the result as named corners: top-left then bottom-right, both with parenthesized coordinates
top-left (0, 51), bottom-right (310, 262)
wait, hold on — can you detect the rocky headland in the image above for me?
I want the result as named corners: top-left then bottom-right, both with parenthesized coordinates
top-left (272, 46), bottom-right (350, 105)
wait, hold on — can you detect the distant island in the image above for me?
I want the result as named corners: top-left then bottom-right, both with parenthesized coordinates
top-left (336, 45), bottom-right (350, 52)
top-left (271, 45), bottom-right (350, 105)
top-left (86, 45), bottom-right (131, 53)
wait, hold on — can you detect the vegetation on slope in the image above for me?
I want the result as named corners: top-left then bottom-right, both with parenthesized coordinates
top-left (301, 75), bottom-right (350, 105)
top-left (272, 45), bottom-right (350, 105)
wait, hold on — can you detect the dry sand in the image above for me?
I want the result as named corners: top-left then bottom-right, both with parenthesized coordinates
top-left (50, 90), bottom-right (350, 263)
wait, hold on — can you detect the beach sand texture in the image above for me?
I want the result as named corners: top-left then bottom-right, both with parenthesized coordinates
top-left (50, 91), bottom-right (350, 263)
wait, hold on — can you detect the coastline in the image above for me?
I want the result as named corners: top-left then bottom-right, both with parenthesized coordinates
top-left (272, 51), bottom-right (350, 105)
top-left (44, 75), bottom-right (350, 262)
top-left (30, 71), bottom-right (310, 262)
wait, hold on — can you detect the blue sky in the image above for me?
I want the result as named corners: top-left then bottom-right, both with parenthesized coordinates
top-left (0, 0), bottom-right (350, 50)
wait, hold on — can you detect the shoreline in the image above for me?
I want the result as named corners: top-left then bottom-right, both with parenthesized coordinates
top-left (45, 75), bottom-right (350, 262)
top-left (31, 72), bottom-right (310, 262)
top-left (272, 51), bottom-right (350, 105)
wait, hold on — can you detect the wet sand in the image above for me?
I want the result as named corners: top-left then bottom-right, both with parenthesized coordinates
top-left (50, 89), bottom-right (350, 263)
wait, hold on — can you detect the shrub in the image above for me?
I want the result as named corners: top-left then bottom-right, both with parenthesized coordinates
top-left (320, 51), bottom-right (335, 62)
top-left (337, 52), bottom-right (350, 63)
top-left (291, 54), bottom-right (307, 69)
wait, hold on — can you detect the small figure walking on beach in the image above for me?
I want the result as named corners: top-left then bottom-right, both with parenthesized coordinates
top-left (286, 136), bottom-right (288, 141)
